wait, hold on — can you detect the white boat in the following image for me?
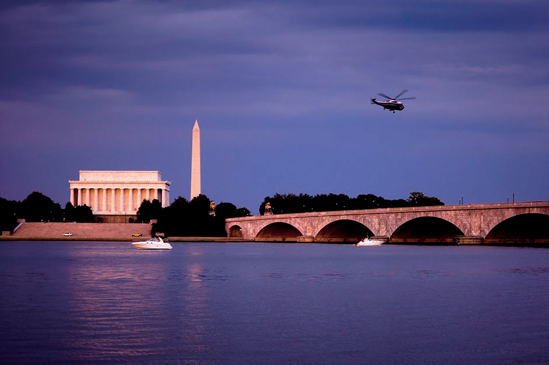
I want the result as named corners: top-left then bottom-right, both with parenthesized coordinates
top-left (132, 236), bottom-right (172, 250)
top-left (357, 236), bottom-right (384, 246)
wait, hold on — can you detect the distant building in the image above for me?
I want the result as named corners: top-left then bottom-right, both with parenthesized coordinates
top-left (69, 171), bottom-right (170, 222)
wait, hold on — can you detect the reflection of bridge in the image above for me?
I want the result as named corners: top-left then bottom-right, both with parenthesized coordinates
top-left (226, 202), bottom-right (549, 245)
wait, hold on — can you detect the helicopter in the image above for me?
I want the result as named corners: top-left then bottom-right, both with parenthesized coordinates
top-left (371, 90), bottom-right (416, 113)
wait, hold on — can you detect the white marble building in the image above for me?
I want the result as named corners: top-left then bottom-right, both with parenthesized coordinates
top-left (69, 171), bottom-right (170, 220)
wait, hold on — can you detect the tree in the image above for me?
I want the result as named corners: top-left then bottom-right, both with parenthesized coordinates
top-left (74, 205), bottom-right (94, 222)
top-left (156, 196), bottom-right (189, 236)
top-left (407, 192), bottom-right (444, 207)
top-left (215, 202), bottom-right (237, 220)
top-left (215, 203), bottom-right (251, 219)
top-left (187, 195), bottom-right (216, 236)
top-left (0, 197), bottom-right (19, 231)
top-left (136, 199), bottom-right (162, 223)
top-left (352, 194), bottom-right (386, 210)
top-left (235, 207), bottom-right (251, 217)
top-left (189, 194), bottom-right (211, 217)
top-left (20, 192), bottom-right (62, 222)
top-left (64, 202), bottom-right (76, 222)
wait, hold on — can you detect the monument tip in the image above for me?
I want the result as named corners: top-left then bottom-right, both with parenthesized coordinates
top-left (193, 120), bottom-right (200, 130)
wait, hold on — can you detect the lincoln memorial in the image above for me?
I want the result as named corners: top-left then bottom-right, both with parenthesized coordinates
top-left (69, 171), bottom-right (171, 222)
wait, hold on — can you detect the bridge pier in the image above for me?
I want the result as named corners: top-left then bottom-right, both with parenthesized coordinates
top-left (455, 236), bottom-right (484, 245)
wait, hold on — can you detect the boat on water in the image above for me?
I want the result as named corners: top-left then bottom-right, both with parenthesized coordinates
top-left (357, 236), bottom-right (384, 246)
top-left (132, 236), bottom-right (172, 250)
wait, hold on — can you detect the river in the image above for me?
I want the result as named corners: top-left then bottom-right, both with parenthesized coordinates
top-left (0, 241), bottom-right (547, 364)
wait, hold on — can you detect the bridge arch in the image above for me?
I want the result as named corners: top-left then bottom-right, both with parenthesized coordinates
top-left (391, 216), bottom-right (464, 244)
top-left (485, 213), bottom-right (549, 245)
top-left (228, 225), bottom-right (243, 238)
top-left (315, 219), bottom-right (374, 243)
top-left (255, 222), bottom-right (303, 242)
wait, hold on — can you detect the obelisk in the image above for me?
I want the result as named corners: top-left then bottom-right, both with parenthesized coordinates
top-left (190, 120), bottom-right (201, 200)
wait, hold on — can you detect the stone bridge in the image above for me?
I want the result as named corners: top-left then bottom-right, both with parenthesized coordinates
top-left (225, 201), bottom-right (549, 245)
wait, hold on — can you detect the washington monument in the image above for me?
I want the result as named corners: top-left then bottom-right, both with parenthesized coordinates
top-left (190, 120), bottom-right (201, 200)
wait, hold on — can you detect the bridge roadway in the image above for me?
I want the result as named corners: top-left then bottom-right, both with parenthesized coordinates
top-left (225, 201), bottom-right (549, 245)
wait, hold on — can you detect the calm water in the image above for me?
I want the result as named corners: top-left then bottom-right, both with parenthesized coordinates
top-left (0, 242), bottom-right (548, 365)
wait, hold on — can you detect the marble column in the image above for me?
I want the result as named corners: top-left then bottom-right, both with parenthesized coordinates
top-left (120, 188), bottom-right (125, 213)
top-left (94, 189), bottom-right (99, 212)
top-left (128, 189), bottom-right (134, 213)
top-left (77, 189), bottom-right (82, 207)
top-left (102, 189), bottom-right (107, 213)
top-left (111, 189), bottom-right (116, 213)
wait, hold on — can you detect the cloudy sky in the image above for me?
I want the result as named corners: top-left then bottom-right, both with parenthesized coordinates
top-left (1, 0), bottom-right (548, 213)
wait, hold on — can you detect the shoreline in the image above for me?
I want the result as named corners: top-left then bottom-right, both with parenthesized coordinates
top-left (0, 236), bottom-right (252, 242)
top-left (1, 237), bottom-right (547, 247)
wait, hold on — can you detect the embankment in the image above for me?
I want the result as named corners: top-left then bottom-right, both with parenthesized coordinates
top-left (3, 222), bottom-right (151, 241)
top-left (0, 222), bottom-right (249, 242)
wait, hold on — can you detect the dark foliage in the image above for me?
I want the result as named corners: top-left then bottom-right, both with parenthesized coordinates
top-left (20, 192), bottom-right (63, 222)
top-left (136, 199), bottom-right (162, 223)
top-left (235, 207), bottom-right (251, 217)
top-left (259, 192), bottom-right (444, 215)
top-left (215, 202), bottom-right (237, 220)
top-left (64, 202), bottom-right (76, 222)
top-left (0, 197), bottom-right (19, 231)
top-left (0, 192), bottom-right (97, 232)
top-left (407, 192), bottom-right (445, 207)
top-left (74, 205), bottom-right (94, 222)
top-left (63, 202), bottom-right (94, 222)
top-left (156, 194), bottom-right (250, 237)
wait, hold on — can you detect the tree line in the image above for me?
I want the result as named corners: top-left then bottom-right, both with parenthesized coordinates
top-left (259, 192), bottom-right (444, 215)
top-left (0, 192), bottom-right (94, 231)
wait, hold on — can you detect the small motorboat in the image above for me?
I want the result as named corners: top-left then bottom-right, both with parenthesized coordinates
top-left (132, 236), bottom-right (172, 250)
top-left (357, 236), bottom-right (384, 246)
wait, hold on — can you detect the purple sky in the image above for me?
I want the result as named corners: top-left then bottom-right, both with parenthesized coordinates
top-left (1, 0), bottom-right (548, 213)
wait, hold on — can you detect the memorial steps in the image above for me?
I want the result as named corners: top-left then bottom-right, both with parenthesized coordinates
top-left (10, 222), bottom-right (152, 240)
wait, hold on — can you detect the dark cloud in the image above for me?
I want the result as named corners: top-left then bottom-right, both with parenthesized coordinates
top-left (255, 0), bottom-right (548, 33)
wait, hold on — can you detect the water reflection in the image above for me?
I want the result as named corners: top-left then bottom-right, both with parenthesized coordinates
top-left (64, 243), bottom-right (176, 362)
top-left (187, 262), bottom-right (205, 283)
top-left (0, 242), bottom-right (547, 364)
top-left (175, 246), bottom-right (214, 357)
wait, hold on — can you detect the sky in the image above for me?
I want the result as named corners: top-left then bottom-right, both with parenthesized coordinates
top-left (1, 0), bottom-right (548, 214)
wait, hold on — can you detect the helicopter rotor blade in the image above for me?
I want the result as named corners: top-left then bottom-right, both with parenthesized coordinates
top-left (394, 89), bottom-right (409, 99)
top-left (398, 97), bottom-right (416, 100)
top-left (378, 93), bottom-right (393, 100)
